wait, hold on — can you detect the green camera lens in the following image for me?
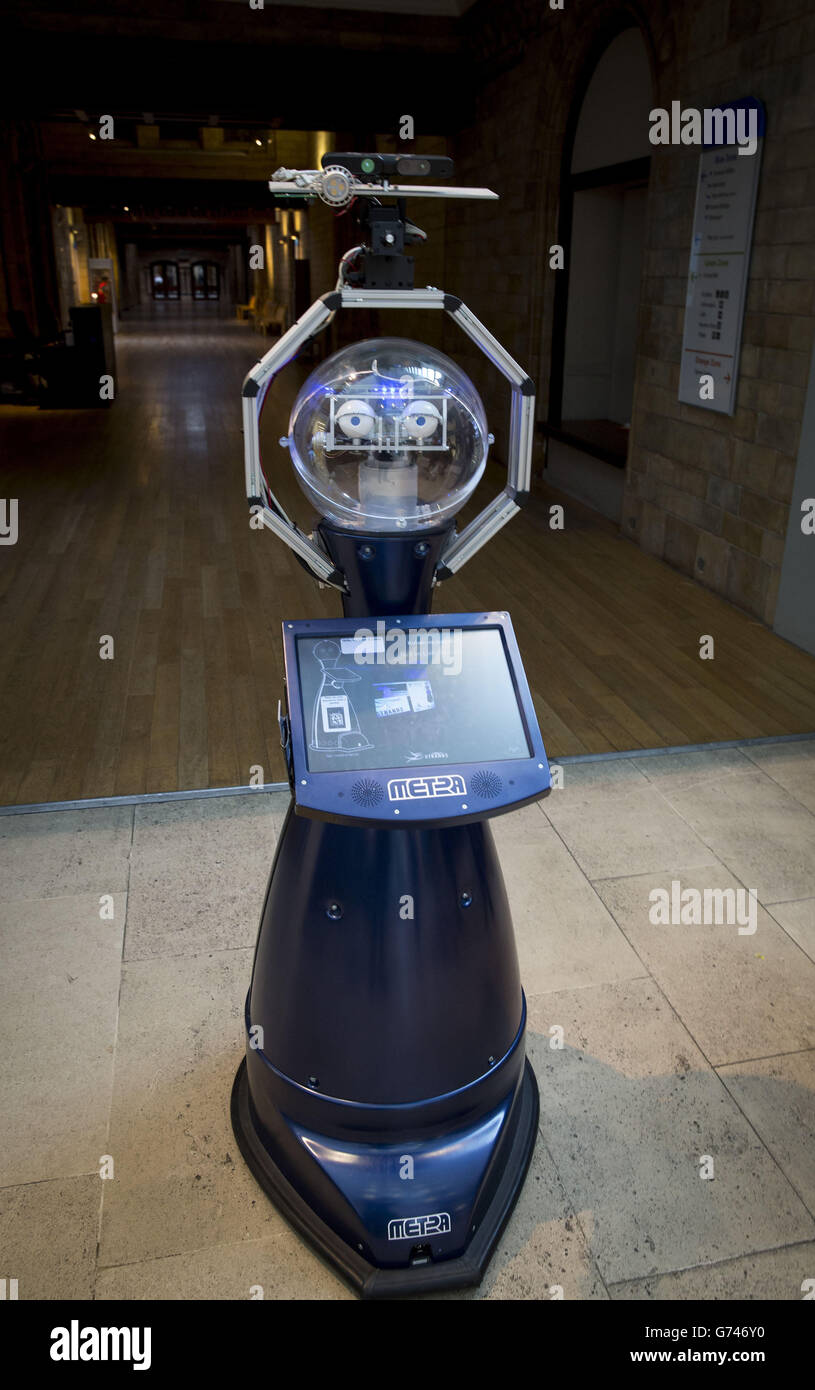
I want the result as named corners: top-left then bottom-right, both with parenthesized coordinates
top-left (360, 157), bottom-right (376, 174)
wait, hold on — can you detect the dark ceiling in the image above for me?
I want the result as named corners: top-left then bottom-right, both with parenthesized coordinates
top-left (4, 0), bottom-right (473, 130)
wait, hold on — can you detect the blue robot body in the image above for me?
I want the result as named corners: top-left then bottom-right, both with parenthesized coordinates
top-left (232, 617), bottom-right (547, 1295)
top-left (233, 167), bottom-right (548, 1295)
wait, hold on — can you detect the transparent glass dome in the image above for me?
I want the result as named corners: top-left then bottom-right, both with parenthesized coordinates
top-left (284, 337), bottom-right (490, 531)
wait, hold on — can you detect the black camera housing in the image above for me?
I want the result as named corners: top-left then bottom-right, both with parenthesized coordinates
top-left (321, 151), bottom-right (454, 181)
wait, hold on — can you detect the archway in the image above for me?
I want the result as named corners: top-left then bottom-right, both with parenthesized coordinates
top-left (547, 25), bottom-right (655, 520)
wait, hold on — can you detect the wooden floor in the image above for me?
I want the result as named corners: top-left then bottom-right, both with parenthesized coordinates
top-left (2, 309), bottom-right (815, 805)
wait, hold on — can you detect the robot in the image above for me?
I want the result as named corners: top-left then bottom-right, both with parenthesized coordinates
top-left (231, 152), bottom-right (551, 1297)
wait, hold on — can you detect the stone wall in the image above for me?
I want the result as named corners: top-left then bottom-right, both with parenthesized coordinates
top-left (442, 0), bottom-right (815, 624)
top-left (626, 0), bottom-right (815, 624)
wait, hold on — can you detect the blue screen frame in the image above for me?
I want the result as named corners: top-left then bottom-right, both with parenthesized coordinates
top-left (281, 611), bottom-right (552, 828)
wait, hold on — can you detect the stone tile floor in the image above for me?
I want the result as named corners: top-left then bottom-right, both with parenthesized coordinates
top-left (1, 741), bottom-right (814, 1300)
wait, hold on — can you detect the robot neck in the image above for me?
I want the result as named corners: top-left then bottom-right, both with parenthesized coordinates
top-left (318, 521), bottom-right (455, 619)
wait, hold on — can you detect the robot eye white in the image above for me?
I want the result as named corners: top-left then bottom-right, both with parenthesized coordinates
top-left (335, 399), bottom-right (377, 439)
top-left (400, 399), bottom-right (442, 440)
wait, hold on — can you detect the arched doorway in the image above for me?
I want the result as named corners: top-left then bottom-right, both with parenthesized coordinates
top-left (547, 25), bottom-right (655, 520)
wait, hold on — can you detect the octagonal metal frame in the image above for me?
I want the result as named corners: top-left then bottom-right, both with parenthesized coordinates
top-left (241, 287), bottom-right (536, 589)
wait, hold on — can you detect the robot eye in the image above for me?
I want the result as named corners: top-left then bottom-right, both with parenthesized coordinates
top-left (336, 399), bottom-right (376, 439)
top-left (401, 399), bottom-right (441, 440)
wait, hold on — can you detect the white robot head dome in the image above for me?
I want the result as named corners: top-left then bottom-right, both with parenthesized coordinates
top-left (286, 337), bottom-right (490, 532)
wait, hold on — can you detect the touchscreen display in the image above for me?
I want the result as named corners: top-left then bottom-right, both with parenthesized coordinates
top-left (296, 626), bottom-right (531, 773)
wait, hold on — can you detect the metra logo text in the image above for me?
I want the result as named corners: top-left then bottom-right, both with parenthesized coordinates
top-left (388, 1212), bottom-right (452, 1240)
top-left (387, 774), bottom-right (466, 801)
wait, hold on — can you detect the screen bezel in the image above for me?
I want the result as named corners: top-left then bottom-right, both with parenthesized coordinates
top-left (281, 611), bottom-right (551, 828)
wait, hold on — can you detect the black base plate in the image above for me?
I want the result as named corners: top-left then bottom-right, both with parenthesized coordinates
top-left (230, 1056), bottom-right (540, 1299)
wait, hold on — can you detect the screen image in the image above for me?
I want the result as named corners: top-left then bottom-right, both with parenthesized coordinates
top-left (373, 681), bottom-right (435, 718)
top-left (295, 627), bottom-right (531, 774)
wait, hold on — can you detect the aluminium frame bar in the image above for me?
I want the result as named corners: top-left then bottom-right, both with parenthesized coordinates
top-left (241, 287), bottom-right (536, 585)
top-left (268, 177), bottom-right (499, 203)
